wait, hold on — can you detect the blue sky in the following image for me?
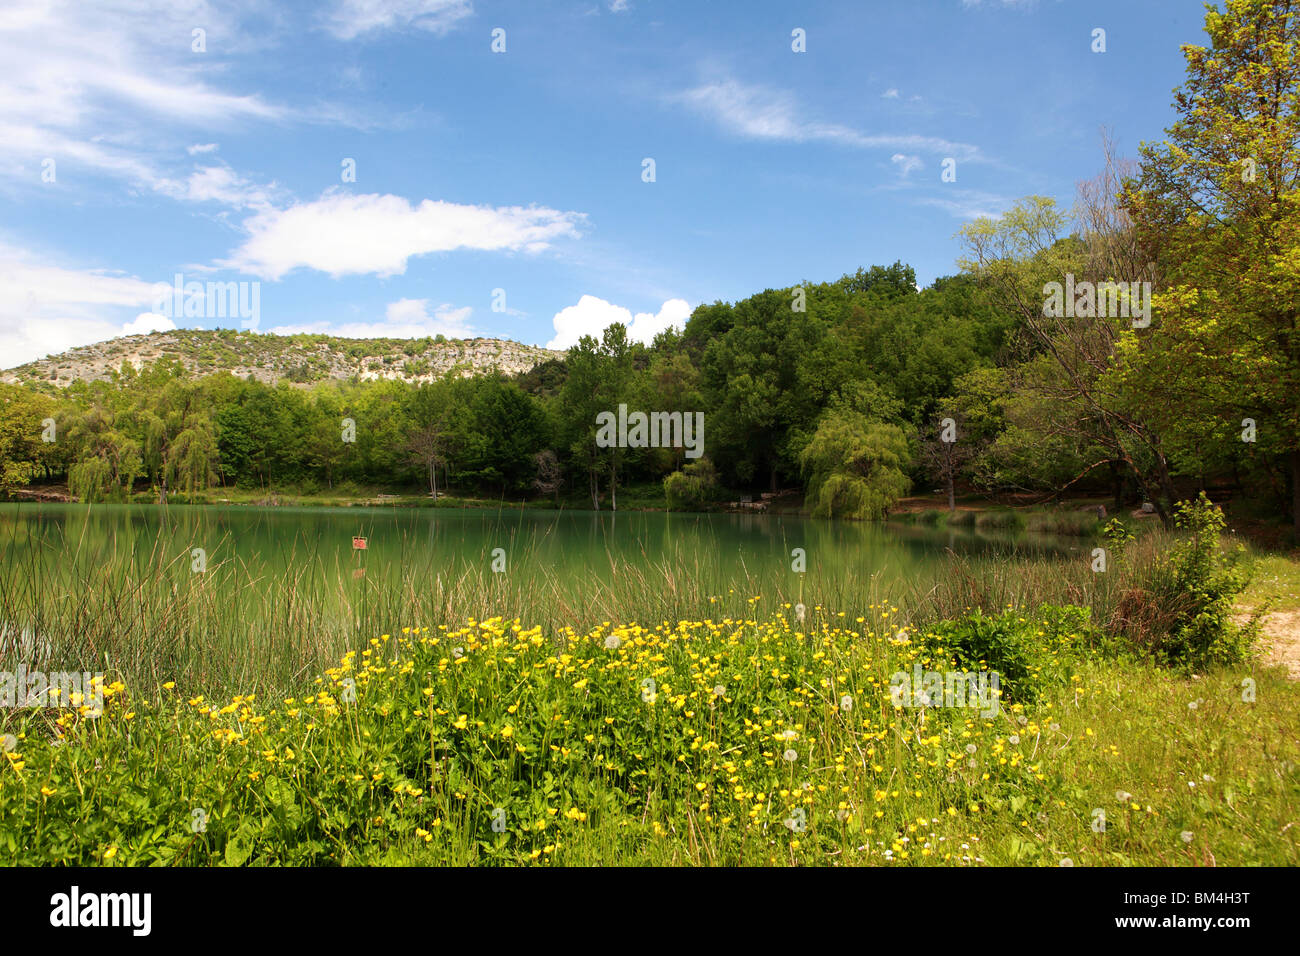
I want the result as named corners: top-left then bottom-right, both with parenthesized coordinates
top-left (0, 0), bottom-right (1213, 368)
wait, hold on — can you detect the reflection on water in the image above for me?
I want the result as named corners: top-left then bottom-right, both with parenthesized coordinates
top-left (0, 502), bottom-right (1082, 590)
top-left (0, 503), bottom-right (1091, 687)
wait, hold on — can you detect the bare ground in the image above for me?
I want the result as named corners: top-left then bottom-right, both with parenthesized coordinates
top-left (1238, 609), bottom-right (1300, 679)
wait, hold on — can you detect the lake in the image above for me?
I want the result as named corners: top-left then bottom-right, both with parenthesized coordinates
top-left (0, 503), bottom-right (1085, 692)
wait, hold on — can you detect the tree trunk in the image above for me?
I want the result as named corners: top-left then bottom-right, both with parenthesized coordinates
top-left (610, 454), bottom-right (618, 512)
top-left (1292, 448), bottom-right (1300, 540)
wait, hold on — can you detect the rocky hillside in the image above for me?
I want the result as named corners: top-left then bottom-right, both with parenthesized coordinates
top-left (0, 329), bottom-right (563, 387)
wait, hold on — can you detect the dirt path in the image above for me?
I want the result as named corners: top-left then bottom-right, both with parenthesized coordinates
top-left (1241, 609), bottom-right (1300, 679)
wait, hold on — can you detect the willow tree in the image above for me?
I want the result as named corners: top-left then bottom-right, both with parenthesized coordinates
top-left (165, 421), bottom-right (221, 500)
top-left (798, 410), bottom-right (911, 520)
top-left (1121, 0), bottom-right (1300, 533)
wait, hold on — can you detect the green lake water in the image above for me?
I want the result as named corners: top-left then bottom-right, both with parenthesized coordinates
top-left (0, 502), bottom-right (1083, 598)
top-left (0, 502), bottom-right (1089, 686)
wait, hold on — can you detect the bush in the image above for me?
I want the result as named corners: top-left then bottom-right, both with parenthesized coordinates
top-left (1154, 493), bottom-right (1257, 669)
top-left (664, 457), bottom-right (720, 511)
top-left (925, 607), bottom-right (1078, 704)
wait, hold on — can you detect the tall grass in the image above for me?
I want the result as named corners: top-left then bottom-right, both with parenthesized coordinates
top-left (0, 505), bottom-right (1255, 700)
top-left (1, 518), bottom-right (926, 699)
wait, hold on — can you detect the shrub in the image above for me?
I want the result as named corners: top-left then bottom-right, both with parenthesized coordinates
top-left (664, 457), bottom-right (720, 511)
top-left (925, 607), bottom-right (1077, 704)
top-left (1154, 493), bottom-right (1257, 669)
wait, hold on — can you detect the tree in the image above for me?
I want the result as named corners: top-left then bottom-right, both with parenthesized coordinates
top-left (558, 332), bottom-right (626, 509)
top-left (919, 414), bottom-right (973, 511)
top-left (166, 419), bottom-right (220, 499)
top-left (958, 196), bottom-right (1179, 520)
top-left (407, 423), bottom-right (448, 497)
top-left (1120, 0), bottom-right (1300, 534)
top-left (532, 449), bottom-right (563, 504)
top-left (664, 456), bottom-right (720, 511)
top-left (404, 379), bottom-right (457, 497)
top-left (0, 384), bottom-right (54, 496)
top-left (65, 407), bottom-right (142, 503)
top-left (799, 410), bottom-right (912, 520)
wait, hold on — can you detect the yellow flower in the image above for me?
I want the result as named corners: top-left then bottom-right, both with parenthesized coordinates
top-left (103, 846), bottom-right (118, 860)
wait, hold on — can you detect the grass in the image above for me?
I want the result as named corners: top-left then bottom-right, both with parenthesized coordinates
top-left (2, 609), bottom-right (1295, 866)
top-left (1241, 552), bottom-right (1300, 613)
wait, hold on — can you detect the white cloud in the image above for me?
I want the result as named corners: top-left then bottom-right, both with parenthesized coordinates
top-left (915, 189), bottom-right (1013, 219)
top-left (162, 164), bottom-right (279, 210)
top-left (122, 313), bottom-right (178, 336)
top-left (187, 143), bottom-right (219, 155)
top-left (324, 0), bottom-right (473, 40)
top-left (546, 295), bottom-right (690, 350)
top-left (0, 244), bottom-right (164, 368)
top-left (269, 298), bottom-right (473, 339)
top-left (609, 0), bottom-right (631, 11)
top-left (0, 1), bottom-right (285, 199)
top-left (224, 190), bottom-right (585, 280)
top-left (674, 78), bottom-right (983, 161)
top-left (891, 153), bottom-right (923, 177)
top-left (882, 88), bottom-right (900, 99)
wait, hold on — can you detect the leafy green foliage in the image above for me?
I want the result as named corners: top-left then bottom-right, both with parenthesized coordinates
top-left (799, 411), bottom-right (911, 520)
top-left (927, 607), bottom-right (1079, 704)
top-left (1158, 494), bottom-right (1258, 669)
top-left (663, 457), bottom-right (720, 511)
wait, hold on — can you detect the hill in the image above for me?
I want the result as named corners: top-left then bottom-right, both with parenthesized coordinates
top-left (0, 328), bottom-right (563, 387)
